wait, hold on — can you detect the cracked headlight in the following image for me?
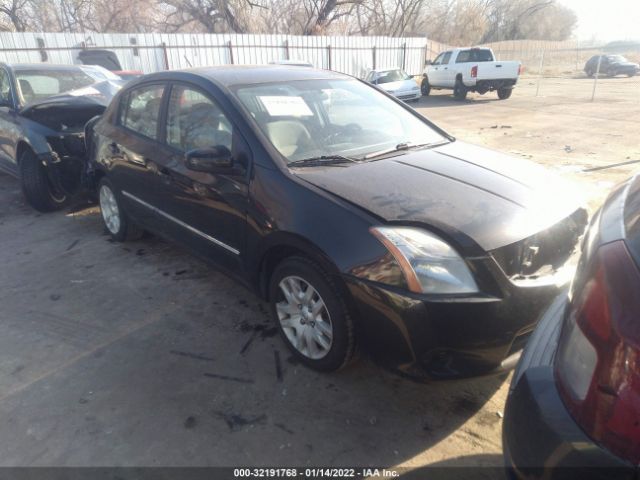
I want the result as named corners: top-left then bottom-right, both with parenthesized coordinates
top-left (370, 227), bottom-right (479, 294)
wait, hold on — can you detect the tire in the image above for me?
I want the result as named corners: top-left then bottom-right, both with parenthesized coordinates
top-left (586, 69), bottom-right (594, 78)
top-left (19, 148), bottom-right (68, 212)
top-left (98, 177), bottom-right (144, 242)
top-left (497, 87), bottom-right (513, 100)
top-left (421, 77), bottom-right (431, 96)
top-left (453, 78), bottom-right (467, 100)
top-left (269, 256), bottom-right (356, 372)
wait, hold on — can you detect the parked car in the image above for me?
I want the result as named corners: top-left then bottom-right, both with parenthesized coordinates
top-left (364, 68), bottom-right (421, 102)
top-left (87, 65), bottom-right (587, 379)
top-left (0, 63), bottom-right (122, 211)
top-left (503, 175), bottom-right (640, 478)
top-left (422, 47), bottom-right (521, 100)
top-left (584, 54), bottom-right (640, 77)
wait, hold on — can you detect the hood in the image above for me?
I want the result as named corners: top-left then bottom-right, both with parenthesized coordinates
top-left (380, 79), bottom-right (419, 93)
top-left (20, 80), bottom-right (123, 130)
top-left (294, 141), bottom-right (583, 253)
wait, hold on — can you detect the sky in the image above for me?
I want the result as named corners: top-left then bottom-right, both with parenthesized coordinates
top-left (558, 0), bottom-right (640, 42)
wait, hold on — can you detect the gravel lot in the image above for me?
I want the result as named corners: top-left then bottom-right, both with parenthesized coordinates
top-left (0, 75), bottom-right (637, 473)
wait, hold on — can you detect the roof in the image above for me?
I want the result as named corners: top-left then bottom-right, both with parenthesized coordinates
top-left (141, 65), bottom-right (350, 87)
top-left (2, 62), bottom-right (87, 72)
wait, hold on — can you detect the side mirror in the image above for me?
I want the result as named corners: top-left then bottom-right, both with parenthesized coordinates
top-left (424, 59), bottom-right (432, 66)
top-left (185, 146), bottom-right (233, 173)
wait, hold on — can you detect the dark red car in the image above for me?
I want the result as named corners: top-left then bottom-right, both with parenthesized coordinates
top-left (504, 174), bottom-right (640, 478)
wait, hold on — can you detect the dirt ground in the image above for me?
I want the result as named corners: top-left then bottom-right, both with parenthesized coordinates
top-left (0, 75), bottom-right (638, 474)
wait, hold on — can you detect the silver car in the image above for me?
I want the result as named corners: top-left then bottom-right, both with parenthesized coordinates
top-left (365, 68), bottom-right (421, 101)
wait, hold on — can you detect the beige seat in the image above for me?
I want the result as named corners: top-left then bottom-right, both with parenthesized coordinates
top-left (265, 120), bottom-right (312, 157)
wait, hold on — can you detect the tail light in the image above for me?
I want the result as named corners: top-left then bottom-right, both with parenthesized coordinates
top-left (554, 240), bottom-right (640, 464)
top-left (518, 64), bottom-right (523, 75)
top-left (471, 66), bottom-right (478, 78)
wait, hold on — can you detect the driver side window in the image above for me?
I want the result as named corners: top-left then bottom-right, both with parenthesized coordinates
top-left (432, 53), bottom-right (445, 66)
top-left (166, 85), bottom-right (233, 153)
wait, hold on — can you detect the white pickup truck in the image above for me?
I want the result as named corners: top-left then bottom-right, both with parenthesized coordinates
top-left (421, 47), bottom-right (521, 100)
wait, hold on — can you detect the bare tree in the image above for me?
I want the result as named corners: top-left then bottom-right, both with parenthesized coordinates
top-left (0, 0), bottom-right (33, 31)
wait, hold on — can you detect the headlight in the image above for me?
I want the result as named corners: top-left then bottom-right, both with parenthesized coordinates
top-left (370, 227), bottom-right (479, 294)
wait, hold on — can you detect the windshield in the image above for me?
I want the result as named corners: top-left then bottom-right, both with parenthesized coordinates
top-left (234, 79), bottom-right (446, 163)
top-left (376, 69), bottom-right (411, 84)
top-left (15, 69), bottom-right (96, 104)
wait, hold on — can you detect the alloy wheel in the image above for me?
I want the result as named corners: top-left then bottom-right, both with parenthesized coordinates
top-left (276, 275), bottom-right (333, 359)
top-left (99, 184), bottom-right (121, 235)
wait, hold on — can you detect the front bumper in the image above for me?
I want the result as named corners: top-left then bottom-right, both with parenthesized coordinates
top-left (502, 293), bottom-right (636, 479)
top-left (391, 91), bottom-right (421, 101)
top-left (343, 265), bottom-right (565, 381)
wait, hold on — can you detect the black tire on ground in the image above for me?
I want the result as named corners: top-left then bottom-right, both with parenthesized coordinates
top-left (421, 77), bottom-right (431, 96)
top-left (98, 177), bottom-right (144, 242)
top-left (453, 78), bottom-right (468, 100)
top-left (497, 87), bottom-right (513, 100)
top-left (269, 256), bottom-right (356, 372)
top-left (19, 147), bottom-right (68, 212)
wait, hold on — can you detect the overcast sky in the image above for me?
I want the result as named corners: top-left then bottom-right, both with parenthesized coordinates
top-left (558, 0), bottom-right (640, 42)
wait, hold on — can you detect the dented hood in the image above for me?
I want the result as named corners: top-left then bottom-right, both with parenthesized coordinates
top-left (294, 141), bottom-right (584, 252)
top-left (20, 80), bottom-right (123, 116)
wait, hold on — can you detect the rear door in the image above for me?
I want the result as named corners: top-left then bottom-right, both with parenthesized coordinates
top-left (104, 82), bottom-right (167, 231)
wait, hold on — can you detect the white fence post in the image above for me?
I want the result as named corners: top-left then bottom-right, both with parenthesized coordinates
top-left (535, 50), bottom-right (545, 96)
top-left (591, 54), bottom-right (602, 102)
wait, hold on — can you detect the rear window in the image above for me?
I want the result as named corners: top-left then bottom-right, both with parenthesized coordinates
top-left (456, 49), bottom-right (494, 63)
top-left (120, 84), bottom-right (164, 140)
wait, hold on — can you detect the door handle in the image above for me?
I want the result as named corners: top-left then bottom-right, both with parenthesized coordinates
top-left (158, 166), bottom-right (173, 185)
top-left (444, 67), bottom-right (448, 70)
top-left (496, 64), bottom-right (502, 68)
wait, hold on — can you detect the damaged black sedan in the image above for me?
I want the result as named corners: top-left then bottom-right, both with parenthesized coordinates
top-left (0, 63), bottom-right (121, 211)
top-left (88, 66), bottom-right (588, 380)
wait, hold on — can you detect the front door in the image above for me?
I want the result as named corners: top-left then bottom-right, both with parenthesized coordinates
top-left (144, 83), bottom-right (249, 272)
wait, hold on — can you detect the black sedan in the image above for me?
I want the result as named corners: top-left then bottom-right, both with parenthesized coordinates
top-left (0, 63), bottom-right (122, 211)
top-left (87, 66), bottom-right (587, 379)
top-left (584, 55), bottom-right (640, 77)
top-left (503, 174), bottom-right (640, 478)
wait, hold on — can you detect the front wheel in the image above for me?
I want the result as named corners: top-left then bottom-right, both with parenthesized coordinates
top-left (421, 77), bottom-right (431, 96)
top-left (269, 256), bottom-right (356, 372)
top-left (497, 87), bottom-right (513, 100)
top-left (98, 178), bottom-right (144, 242)
top-left (453, 79), bottom-right (468, 100)
top-left (19, 148), bottom-right (68, 212)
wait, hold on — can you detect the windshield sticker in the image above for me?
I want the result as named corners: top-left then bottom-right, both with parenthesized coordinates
top-left (259, 96), bottom-right (313, 117)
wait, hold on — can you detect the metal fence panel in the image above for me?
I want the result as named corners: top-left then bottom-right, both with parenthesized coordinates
top-left (0, 32), bottom-right (429, 77)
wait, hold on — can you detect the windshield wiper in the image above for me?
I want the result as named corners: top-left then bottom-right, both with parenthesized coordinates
top-left (288, 154), bottom-right (358, 168)
top-left (362, 141), bottom-right (446, 161)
